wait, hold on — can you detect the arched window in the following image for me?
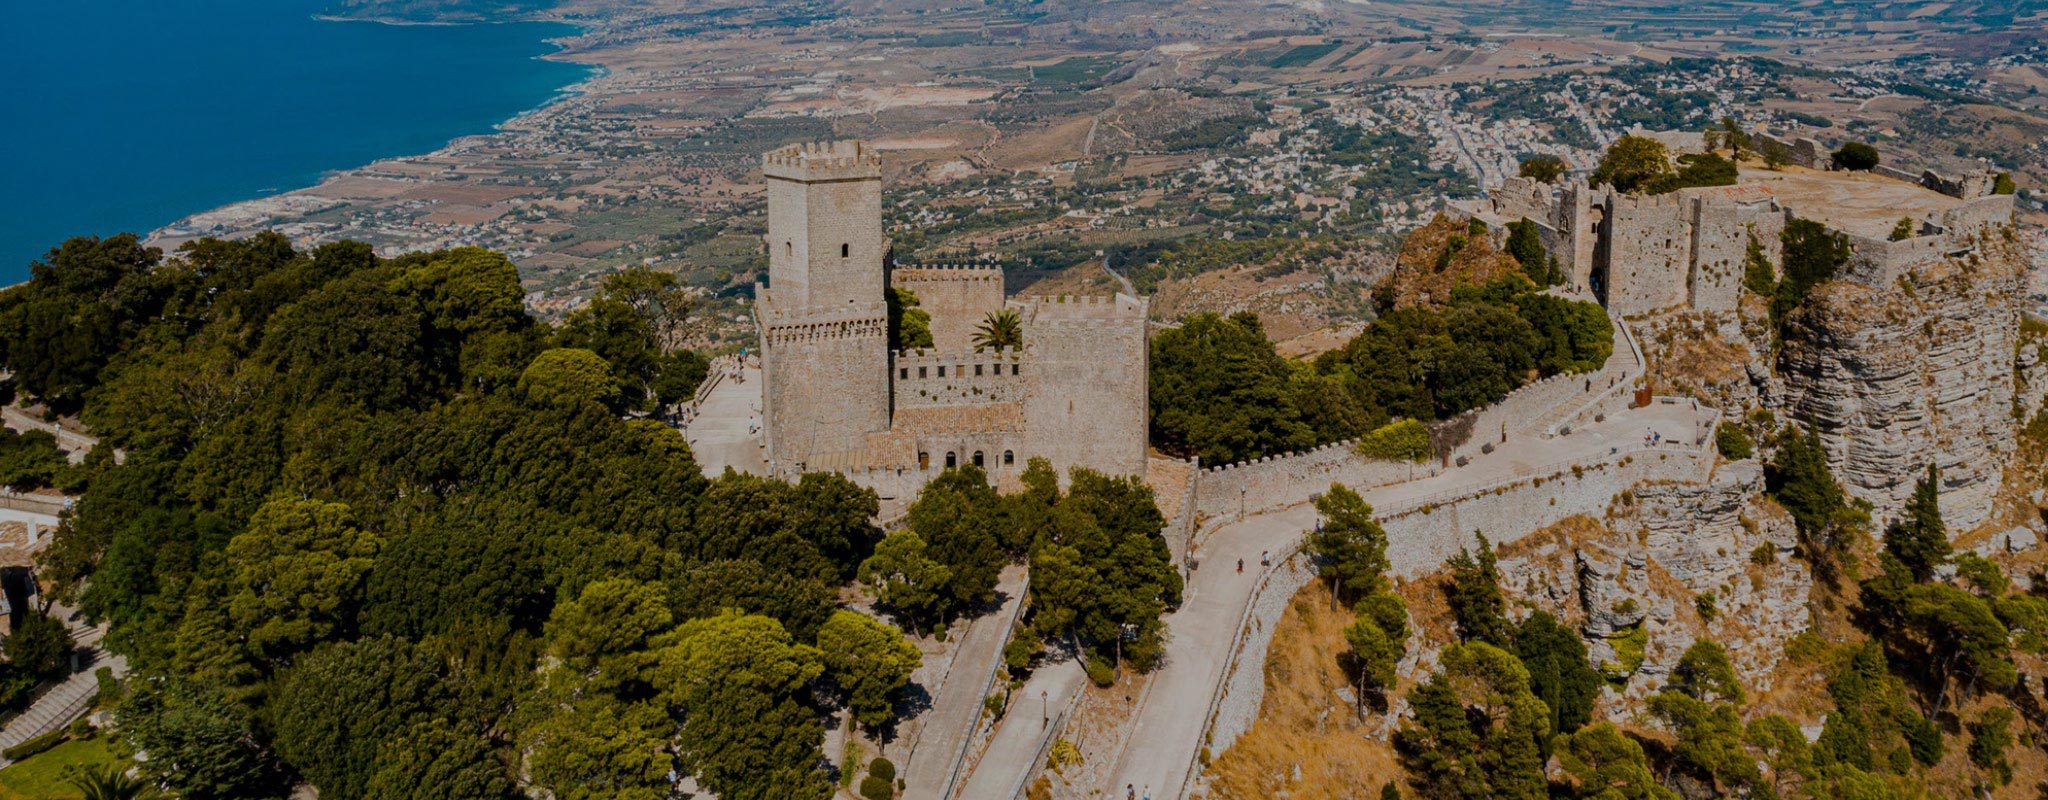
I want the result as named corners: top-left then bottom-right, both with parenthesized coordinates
top-left (841, 243), bottom-right (850, 258)
top-left (1003, 450), bottom-right (1015, 466)
top-left (972, 451), bottom-right (985, 467)
top-left (945, 452), bottom-right (957, 469)
top-left (784, 241), bottom-right (793, 257)
top-left (918, 452), bottom-right (930, 470)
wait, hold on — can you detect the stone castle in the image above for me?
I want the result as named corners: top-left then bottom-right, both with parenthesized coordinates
top-left (754, 141), bottom-right (1150, 491)
top-left (1467, 131), bottom-right (2017, 318)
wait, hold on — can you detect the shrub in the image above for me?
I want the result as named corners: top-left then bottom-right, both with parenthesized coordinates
top-left (1694, 592), bottom-right (1718, 621)
top-left (860, 774), bottom-right (895, 800)
top-left (0, 664), bottom-right (37, 712)
top-left (2, 730), bottom-right (65, 761)
top-left (868, 757), bottom-right (896, 783)
top-left (1832, 141), bottom-right (1880, 171)
top-left (1992, 172), bottom-right (2016, 196)
top-left (1519, 155), bottom-right (1567, 183)
top-left (1715, 422), bottom-right (1753, 460)
top-left (1085, 657), bottom-right (1115, 687)
top-left (1890, 217), bottom-right (1916, 241)
top-left (1356, 419), bottom-right (1430, 462)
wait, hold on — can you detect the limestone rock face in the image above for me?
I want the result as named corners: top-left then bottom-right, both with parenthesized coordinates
top-left (1776, 235), bottom-right (2026, 529)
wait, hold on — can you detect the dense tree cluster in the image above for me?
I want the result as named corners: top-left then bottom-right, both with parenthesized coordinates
top-left (0, 234), bottom-right (948, 799)
top-left (1151, 281), bottom-right (1610, 465)
top-left (1588, 135), bottom-right (1739, 196)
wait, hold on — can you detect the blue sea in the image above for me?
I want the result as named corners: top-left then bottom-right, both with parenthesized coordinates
top-left (0, 0), bottom-right (591, 284)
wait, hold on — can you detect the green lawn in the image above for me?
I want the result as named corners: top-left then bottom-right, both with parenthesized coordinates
top-left (0, 738), bottom-right (127, 800)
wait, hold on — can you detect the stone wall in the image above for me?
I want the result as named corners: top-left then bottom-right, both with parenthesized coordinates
top-left (1193, 443), bottom-right (1413, 522)
top-left (1688, 197), bottom-right (1784, 314)
top-left (762, 141), bottom-right (886, 317)
top-left (892, 348), bottom-right (1025, 409)
top-left (759, 312), bottom-right (892, 468)
top-left (893, 265), bottom-right (1004, 352)
top-left (1020, 294), bottom-right (1151, 479)
top-left (1605, 193), bottom-right (1694, 315)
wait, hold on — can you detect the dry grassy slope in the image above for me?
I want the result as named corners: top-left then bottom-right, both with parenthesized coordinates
top-left (1204, 580), bottom-right (1404, 800)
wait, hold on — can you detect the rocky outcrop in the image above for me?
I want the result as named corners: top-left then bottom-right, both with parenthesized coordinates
top-left (1493, 465), bottom-right (1811, 709)
top-left (1386, 214), bottom-right (1523, 310)
top-left (1776, 232), bottom-right (2027, 530)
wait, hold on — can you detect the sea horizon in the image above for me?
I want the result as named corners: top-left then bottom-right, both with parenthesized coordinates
top-left (0, 0), bottom-right (592, 284)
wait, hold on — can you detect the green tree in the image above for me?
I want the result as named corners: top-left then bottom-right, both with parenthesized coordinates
top-left (887, 287), bottom-right (933, 350)
top-left (1714, 422), bottom-right (1753, 460)
top-left (596, 266), bottom-right (696, 350)
top-left (224, 497), bottom-right (380, 664)
top-left (1741, 233), bottom-right (1776, 297)
top-left (1308, 484), bottom-right (1389, 602)
top-left (1517, 155), bottom-right (1566, 184)
top-left (1967, 707), bottom-right (2014, 785)
top-left (365, 719), bottom-right (519, 800)
top-left (4, 610), bottom-right (75, 681)
top-left (1150, 312), bottom-right (1327, 464)
top-left (116, 678), bottom-right (289, 800)
top-left (1992, 172), bottom-right (2016, 195)
top-left (653, 611), bottom-right (832, 800)
top-left (971, 309), bottom-right (1024, 351)
top-left (1831, 142), bottom-right (1880, 171)
top-left (859, 531), bottom-right (954, 632)
top-left (1444, 536), bottom-right (1512, 647)
top-left (1513, 611), bottom-right (1600, 735)
top-left (1345, 593), bottom-right (1410, 704)
top-left (817, 610), bottom-right (923, 732)
top-left (1669, 639), bottom-right (1744, 704)
top-left (1765, 426), bottom-right (1854, 551)
top-left (543, 578), bottom-right (672, 692)
top-left (1356, 419), bottom-right (1430, 463)
top-left (1882, 465), bottom-right (1949, 582)
top-left (904, 467), bottom-right (1006, 615)
top-left (1552, 722), bottom-right (1677, 800)
top-left (1505, 219), bottom-right (1554, 286)
top-left (1648, 689), bottom-right (1761, 795)
top-left (519, 348), bottom-right (621, 410)
top-left (556, 298), bottom-right (661, 408)
top-left (268, 637), bottom-right (459, 800)
top-left (1395, 641), bottom-right (1552, 800)
top-left (526, 695), bottom-right (674, 800)
top-left (1590, 135), bottom-right (1672, 194)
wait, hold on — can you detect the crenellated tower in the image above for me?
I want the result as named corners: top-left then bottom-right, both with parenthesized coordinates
top-left (756, 141), bottom-right (891, 472)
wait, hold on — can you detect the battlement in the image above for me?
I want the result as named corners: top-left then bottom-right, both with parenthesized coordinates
top-left (892, 346), bottom-right (1025, 367)
top-left (762, 140), bottom-right (882, 182)
top-left (893, 265), bottom-right (1004, 284)
top-left (761, 315), bottom-right (887, 347)
top-left (1019, 292), bottom-right (1149, 322)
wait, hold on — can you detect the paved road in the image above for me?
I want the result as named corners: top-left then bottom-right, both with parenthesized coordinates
top-left (954, 658), bottom-right (1087, 800)
top-left (901, 566), bottom-right (1028, 800)
top-left (1101, 400), bottom-right (1712, 799)
top-left (680, 365), bottom-right (766, 476)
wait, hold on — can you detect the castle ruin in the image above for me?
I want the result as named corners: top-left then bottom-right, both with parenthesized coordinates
top-left (754, 141), bottom-right (1150, 491)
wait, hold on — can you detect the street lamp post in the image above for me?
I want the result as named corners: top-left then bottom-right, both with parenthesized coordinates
top-left (1042, 690), bottom-right (1049, 729)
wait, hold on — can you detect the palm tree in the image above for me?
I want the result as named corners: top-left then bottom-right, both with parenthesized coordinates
top-left (972, 310), bottom-right (1024, 352)
top-left (67, 765), bottom-right (155, 800)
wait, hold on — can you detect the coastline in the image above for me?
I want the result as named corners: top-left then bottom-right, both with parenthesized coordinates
top-left (146, 16), bottom-right (600, 251)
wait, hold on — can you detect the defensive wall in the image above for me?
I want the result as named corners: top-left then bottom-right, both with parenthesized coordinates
top-left (893, 263), bottom-right (1005, 353)
top-left (1191, 434), bottom-right (1720, 794)
top-left (892, 347), bottom-right (1026, 409)
top-left (1018, 294), bottom-right (1151, 479)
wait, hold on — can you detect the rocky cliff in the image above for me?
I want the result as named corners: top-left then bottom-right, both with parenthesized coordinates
top-left (1775, 230), bottom-right (2028, 529)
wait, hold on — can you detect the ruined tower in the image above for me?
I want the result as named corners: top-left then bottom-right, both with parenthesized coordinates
top-left (757, 141), bottom-right (891, 472)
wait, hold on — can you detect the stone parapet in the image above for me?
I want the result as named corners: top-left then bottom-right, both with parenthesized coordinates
top-left (761, 140), bottom-right (881, 182)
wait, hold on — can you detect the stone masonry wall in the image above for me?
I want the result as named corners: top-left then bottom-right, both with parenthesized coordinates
top-left (1605, 193), bottom-right (1694, 316)
top-left (892, 348), bottom-right (1025, 409)
top-left (893, 266), bottom-right (1004, 353)
top-left (1020, 295), bottom-right (1151, 479)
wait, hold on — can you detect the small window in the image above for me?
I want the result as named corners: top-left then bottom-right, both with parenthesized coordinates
top-left (973, 451), bottom-right (985, 467)
top-left (1003, 450), bottom-right (1015, 466)
top-left (919, 452), bottom-right (930, 470)
top-left (899, 367), bottom-right (908, 380)
top-left (919, 367), bottom-right (927, 378)
top-left (785, 241), bottom-right (793, 257)
top-left (945, 452), bottom-right (957, 468)
top-left (938, 366), bottom-right (946, 377)
top-left (841, 243), bottom-right (850, 258)
top-left (1012, 364), bottom-right (1021, 376)
top-left (975, 364), bottom-right (983, 376)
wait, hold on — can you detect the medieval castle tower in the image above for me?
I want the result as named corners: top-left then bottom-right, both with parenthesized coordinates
top-left (755, 141), bottom-right (1150, 492)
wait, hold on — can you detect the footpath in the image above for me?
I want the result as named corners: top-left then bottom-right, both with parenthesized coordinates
top-left (899, 566), bottom-right (1028, 800)
top-left (0, 608), bottom-right (126, 768)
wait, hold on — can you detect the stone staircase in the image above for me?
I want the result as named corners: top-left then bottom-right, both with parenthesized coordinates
top-left (0, 621), bottom-right (126, 767)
